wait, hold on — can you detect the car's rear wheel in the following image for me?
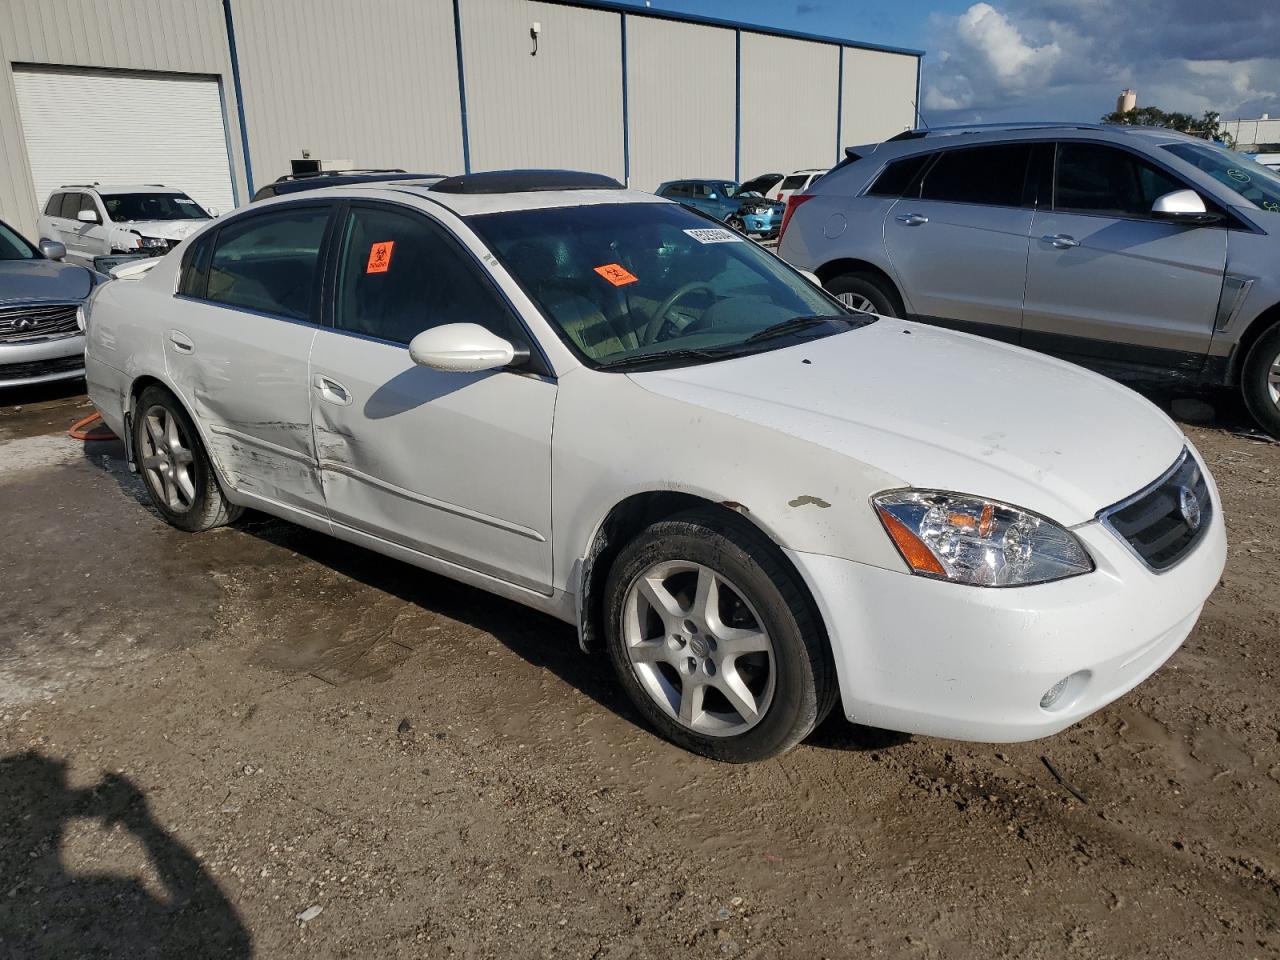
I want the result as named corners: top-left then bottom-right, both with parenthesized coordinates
top-left (1241, 322), bottom-right (1280, 438)
top-left (133, 385), bottom-right (241, 532)
top-left (825, 272), bottom-right (900, 318)
top-left (603, 509), bottom-right (836, 762)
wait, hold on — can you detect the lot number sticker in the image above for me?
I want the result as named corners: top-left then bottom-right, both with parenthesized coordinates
top-left (683, 228), bottom-right (743, 244)
top-left (593, 263), bottom-right (639, 287)
top-left (367, 241), bottom-right (395, 274)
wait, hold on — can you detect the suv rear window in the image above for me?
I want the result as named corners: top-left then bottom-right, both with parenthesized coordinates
top-left (919, 144), bottom-right (1033, 207)
top-left (867, 154), bottom-right (932, 197)
top-left (43, 194), bottom-right (62, 216)
top-left (781, 174), bottom-right (808, 190)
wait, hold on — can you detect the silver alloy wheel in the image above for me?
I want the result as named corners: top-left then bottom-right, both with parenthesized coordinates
top-left (836, 291), bottom-right (875, 314)
top-left (140, 404), bottom-right (197, 512)
top-left (1268, 353), bottom-right (1280, 408)
top-left (622, 560), bottom-right (775, 736)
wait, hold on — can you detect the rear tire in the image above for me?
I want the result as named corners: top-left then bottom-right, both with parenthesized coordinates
top-left (1241, 322), bottom-right (1280, 439)
top-left (825, 272), bottom-right (900, 318)
top-left (603, 508), bottom-right (836, 762)
top-left (727, 215), bottom-right (746, 233)
top-left (132, 385), bottom-right (242, 532)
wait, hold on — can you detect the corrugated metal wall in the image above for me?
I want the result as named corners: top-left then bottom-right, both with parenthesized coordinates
top-left (227, 0), bottom-right (464, 190)
top-left (0, 0), bottom-right (246, 240)
top-left (841, 46), bottom-right (917, 147)
top-left (739, 33), bottom-right (841, 179)
top-left (459, 0), bottom-right (625, 179)
top-left (625, 17), bottom-right (736, 192)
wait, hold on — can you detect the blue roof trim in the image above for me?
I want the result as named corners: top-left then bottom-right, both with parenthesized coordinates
top-left (536, 0), bottom-right (926, 58)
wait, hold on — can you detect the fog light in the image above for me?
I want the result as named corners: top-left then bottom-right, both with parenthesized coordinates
top-left (1040, 676), bottom-right (1071, 709)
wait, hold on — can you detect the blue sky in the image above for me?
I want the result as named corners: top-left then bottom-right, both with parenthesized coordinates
top-left (613, 0), bottom-right (1280, 126)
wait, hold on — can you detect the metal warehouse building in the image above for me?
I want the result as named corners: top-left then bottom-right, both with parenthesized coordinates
top-left (0, 0), bottom-right (922, 241)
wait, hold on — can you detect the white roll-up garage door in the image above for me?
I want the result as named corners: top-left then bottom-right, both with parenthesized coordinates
top-left (13, 66), bottom-right (236, 217)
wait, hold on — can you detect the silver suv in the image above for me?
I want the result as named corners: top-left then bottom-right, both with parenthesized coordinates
top-left (778, 122), bottom-right (1280, 435)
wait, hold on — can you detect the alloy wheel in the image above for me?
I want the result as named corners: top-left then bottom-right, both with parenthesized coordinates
top-left (836, 291), bottom-right (875, 314)
top-left (140, 404), bottom-right (197, 512)
top-left (621, 560), bottom-right (775, 736)
top-left (1268, 353), bottom-right (1280, 408)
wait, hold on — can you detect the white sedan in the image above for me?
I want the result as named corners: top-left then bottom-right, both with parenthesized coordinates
top-left (82, 171), bottom-right (1226, 762)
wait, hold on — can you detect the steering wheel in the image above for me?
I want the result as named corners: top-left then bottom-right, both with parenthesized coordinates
top-left (641, 282), bottom-right (715, 345)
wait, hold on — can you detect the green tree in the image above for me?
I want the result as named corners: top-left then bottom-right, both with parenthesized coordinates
top-left (1101, 106), bottom-right (1235, 147)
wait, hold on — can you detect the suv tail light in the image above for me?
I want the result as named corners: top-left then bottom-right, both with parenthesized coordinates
top-left (779, 194), bottom-right (815, 241)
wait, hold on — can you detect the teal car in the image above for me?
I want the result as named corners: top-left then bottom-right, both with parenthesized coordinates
top-left (655, 179), bottom-right (784, 237)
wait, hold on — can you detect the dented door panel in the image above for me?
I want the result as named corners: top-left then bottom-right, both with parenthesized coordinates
top-left (163, 299), bottom-right (322, 510)
top-left (309, 329), bottom-right (555, 592)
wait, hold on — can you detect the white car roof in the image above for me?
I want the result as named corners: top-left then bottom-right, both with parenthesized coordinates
top-left (87, 185), bottom-right (185, 195)
top-left (331, 183), bottom-right (668, 216)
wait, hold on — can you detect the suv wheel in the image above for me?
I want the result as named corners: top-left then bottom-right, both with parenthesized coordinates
top-left (1241, 322), bottom-right (1280, 438)
top-left (603, 508), bottom-right (836, 762)
top-left (727, 215), bottom-right (746, 233)
top-left (133, 385), bottom-right (242, 532)
top-left (825, 272), bottom-right (900, 318)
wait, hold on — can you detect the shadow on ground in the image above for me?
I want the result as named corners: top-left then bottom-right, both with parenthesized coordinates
top-left (0, 751), bottom-right (252, 958)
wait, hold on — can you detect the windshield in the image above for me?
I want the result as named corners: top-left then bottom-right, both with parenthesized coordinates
top-left (469, 202), bottom-right (857, 369)
top-left (0, 220), bottom-right (36, 260)
top-left (1163, 142), bottom-right (1280, 213)
top-left (101, 193), bottom-right (210, 222)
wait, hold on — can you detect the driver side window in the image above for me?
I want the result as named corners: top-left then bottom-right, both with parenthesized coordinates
top-left (333, 205), bottom-right (519, 347)
top-left (1054, 142), bottom-right (1184, 219)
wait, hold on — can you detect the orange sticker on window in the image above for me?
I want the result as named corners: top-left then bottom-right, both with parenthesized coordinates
top-left (366, 241), bottom-right (395, 274)
top-left (593, 263), bottom-right (638, 287)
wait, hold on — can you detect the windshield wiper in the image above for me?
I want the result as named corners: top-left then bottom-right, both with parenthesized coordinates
top-left (743, 315), bottom-right (857, 345)
top-left (597, 347), bottom-right (749, 371)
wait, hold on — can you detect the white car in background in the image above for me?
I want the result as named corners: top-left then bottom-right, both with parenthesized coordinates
top-left (772, 168), bottom-right (827, 203)
top-left (1255, 153), bottom-right (1280, 172)
top-left (37, 184), bottom-right (215, 268)
top-left (82, 171), bottom-right (1225, 763)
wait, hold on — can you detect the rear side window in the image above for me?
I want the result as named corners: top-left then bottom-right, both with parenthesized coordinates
top-left (781, 174), bottom-right (808, 190)
top-left (919, 144), bottom-right (1033, 206)
top-left (1055, 142), bottom-right (1186, 218)
top-left (205, 206), bottom-right (330, 321)
top-left (333, 204), bottom-right (519, 346)
top-left (59, 193), bottom-right (81, 219)
top-left (44, 193), bottom-right (63, 216)
top-left (866, 154), bottom-right (932, 197)
top-left (178, 231), bottom-right (215, 298)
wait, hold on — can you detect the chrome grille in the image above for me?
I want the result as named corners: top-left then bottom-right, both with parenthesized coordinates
top-left (0, 302), bottom-right (80, 343)
top-left (1098, 449), bottom-right (1211, 571)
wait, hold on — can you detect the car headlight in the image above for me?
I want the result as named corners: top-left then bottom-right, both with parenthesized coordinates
top-left (138, 236), bottom-right (168, 249)
top-left (873, 491), bottom-right (1093, 587)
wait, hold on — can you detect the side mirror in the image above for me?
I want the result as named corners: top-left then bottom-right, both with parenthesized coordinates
top-left (408, 322), bottom-right (526, 373)
top-left (1152, 189), bottom-right (1222, 225)
top-left (77, 209), bottom-right (99, 224)
top-left (39, 239), bottom-right (66, 261)
top-left (207, 206), bottom-right (219, 217)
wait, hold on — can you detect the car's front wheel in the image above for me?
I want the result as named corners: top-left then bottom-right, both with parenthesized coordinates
top-left (132, 385), bottom-right (242, 532)
top-left (727, 215), bottom-right (746, 233)
top-left (1241, 322), bottom-right (1280, 439)
top-left (603, 509), bottom-right (836, 762)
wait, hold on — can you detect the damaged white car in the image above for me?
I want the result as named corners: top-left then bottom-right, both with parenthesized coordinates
top-left (37, 184), bottom-right (214, 269)
top-left (82, 171), bottom-right (1226, 762)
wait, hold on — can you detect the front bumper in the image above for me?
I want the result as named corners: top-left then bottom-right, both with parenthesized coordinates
top-left (787, 491), bottom-right (1227, 742)
top-left (0, 334), bottom-right (85, 387)
top-left (741, 213), bottom-right (779, 236)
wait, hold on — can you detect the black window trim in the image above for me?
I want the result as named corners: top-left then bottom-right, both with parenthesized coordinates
top-left (320, 197), bottom-right (554, 380)
top-left (173, 201), bottom-right (338, 327)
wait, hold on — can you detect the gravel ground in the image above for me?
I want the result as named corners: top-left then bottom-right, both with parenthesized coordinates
top-left (0, 380), bottom-right (1277, 959)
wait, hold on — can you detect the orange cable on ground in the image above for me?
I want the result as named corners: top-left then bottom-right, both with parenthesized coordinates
top-left (68, 411), bottom-right (117, 441)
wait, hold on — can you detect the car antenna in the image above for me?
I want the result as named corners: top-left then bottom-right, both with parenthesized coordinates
top-left (911, 100), bottom-right (929, 130)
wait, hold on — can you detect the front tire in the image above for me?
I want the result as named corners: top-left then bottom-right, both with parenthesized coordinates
top-left (727, 215), bottom-right (746, 233)
top-left (132, 385), bottom-right (241, 532)
top-left (603, 509), bottom-right (836, 762)
top-left (1241, 322), bottom-right (1280, 438)
top-left (825, 272), bottom-right (900, 318)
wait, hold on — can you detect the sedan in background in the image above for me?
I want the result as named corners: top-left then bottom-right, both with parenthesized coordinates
top-left (0, 218), bottom-right (101, 388)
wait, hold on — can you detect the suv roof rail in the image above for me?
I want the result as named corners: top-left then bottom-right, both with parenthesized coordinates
top-left (430, 170), bottom-right (623, 195)
top-left (887, 121), bottom-right (1112, 141)
top-left (271, 168), bottom-right (409, 184)
top-left (59, 183), bottom-right (98, 188)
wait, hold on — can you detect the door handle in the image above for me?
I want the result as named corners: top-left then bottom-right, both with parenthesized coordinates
top-left (895, 213), bottom-right (929, 226)
top-left (168, 330), bottom-right (194, 353)
top-left (1042, 234), bottom-right (1080, 249)
top-left (312, 373), bottom-right (352, 406)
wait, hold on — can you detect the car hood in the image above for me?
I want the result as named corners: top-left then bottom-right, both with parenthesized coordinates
top-left (125, 220), bottom-right (209, 242)
top-left (0, 259), bottom-right (92, 304)
top-left (627, 319), bottom-right (1187, 525)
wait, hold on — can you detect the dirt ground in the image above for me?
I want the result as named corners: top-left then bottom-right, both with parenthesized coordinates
top-left (1, 379), bottom-right (1277, 960)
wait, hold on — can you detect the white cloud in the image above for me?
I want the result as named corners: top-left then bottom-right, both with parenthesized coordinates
top-left (954, 3), bottom-right (1060, 85)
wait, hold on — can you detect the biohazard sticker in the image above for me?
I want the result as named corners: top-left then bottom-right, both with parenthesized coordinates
top-left (683, 228), bottom-right (742, 244)
top-left (593, 263), bottom-right (639, 287)
top-left (367, 241), bottom-right (395, 274)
